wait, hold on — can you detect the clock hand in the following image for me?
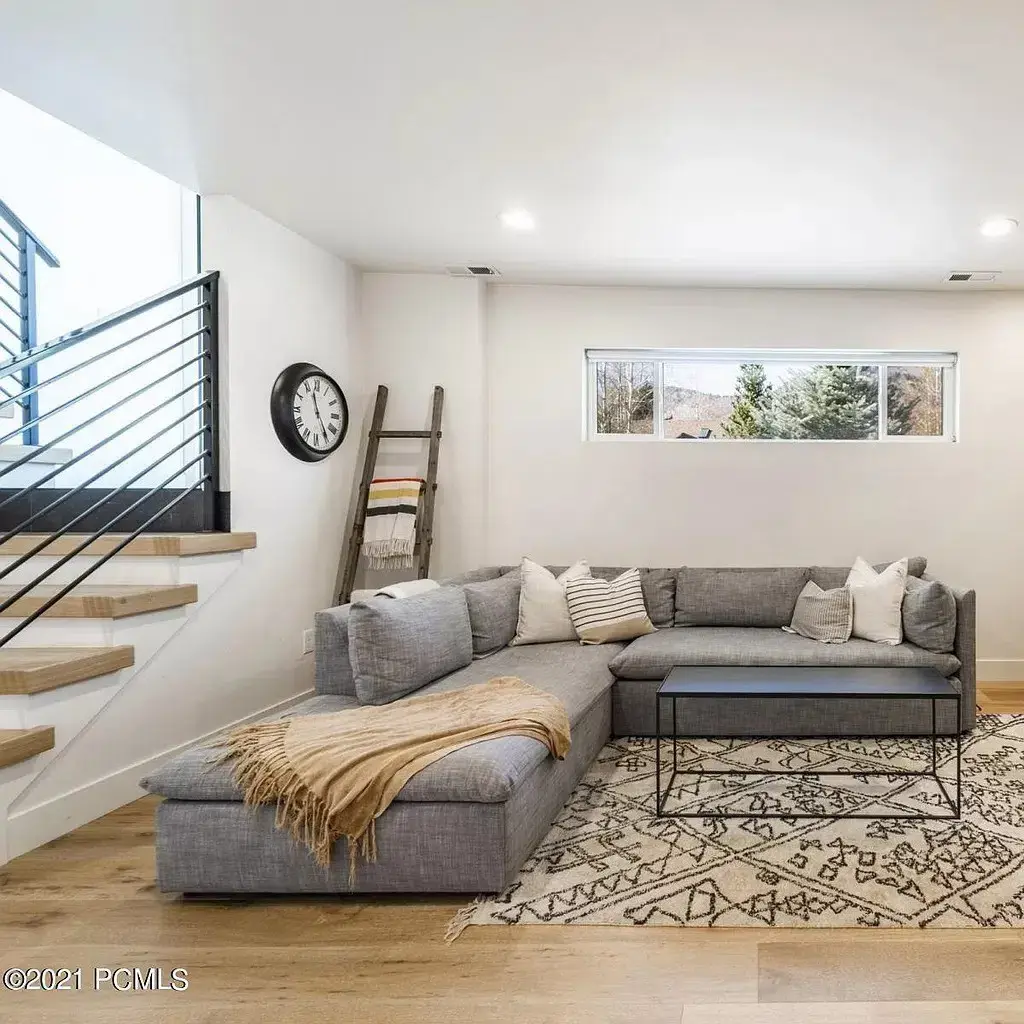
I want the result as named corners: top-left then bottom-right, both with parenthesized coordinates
top-left (311, 393), bottom-right (328, 435)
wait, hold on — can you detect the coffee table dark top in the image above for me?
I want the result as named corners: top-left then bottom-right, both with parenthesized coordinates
top-left (659, 666), bottom-right (958, 699)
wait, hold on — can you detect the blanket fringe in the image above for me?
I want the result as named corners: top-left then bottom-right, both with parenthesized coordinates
top-left (217, 723), bottom-right (377, 880)
top-left (444, 896), bottom-right (485, 944)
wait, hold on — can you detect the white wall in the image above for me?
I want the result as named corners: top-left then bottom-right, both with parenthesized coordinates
top-left (357, 273), bottom-right (486, 584)
top-left (11, 196), bottom-right (364, 823)
top-left (359, 275), bottom-right (1024, 678)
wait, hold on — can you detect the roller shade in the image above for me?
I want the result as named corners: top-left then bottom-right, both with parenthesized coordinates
top-left (586, 348), bottom-right (957, 367)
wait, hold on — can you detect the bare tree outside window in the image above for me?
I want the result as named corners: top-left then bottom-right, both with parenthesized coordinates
top-left (594, 361), bottom-right (655, 434)
top-left (886, 365), bottom-right (943, 436)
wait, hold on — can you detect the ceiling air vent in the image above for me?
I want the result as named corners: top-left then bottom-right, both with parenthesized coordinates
top-left (446, 265), bottom-right (501, 278)
top-left (946, 270), bottom-right (1001, 283)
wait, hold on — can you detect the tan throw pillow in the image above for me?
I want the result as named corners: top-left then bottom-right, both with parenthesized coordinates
top-left (846, 556), bottom-right (908, 645)
top-left (783, 581), bottom-right (853, 644)
top-left (564, 568), bottom-right (656, 645)
top-left (510, 558), bottom-right (590, 645)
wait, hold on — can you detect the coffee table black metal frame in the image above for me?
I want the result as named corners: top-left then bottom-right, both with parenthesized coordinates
top-left (655, 667), bottom-right (961, 821)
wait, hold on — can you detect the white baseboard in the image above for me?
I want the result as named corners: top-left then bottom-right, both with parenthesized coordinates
top-left (977, 660), bottom-right (1024, 683)
top-left (6, 689), bottom-right (314, 862)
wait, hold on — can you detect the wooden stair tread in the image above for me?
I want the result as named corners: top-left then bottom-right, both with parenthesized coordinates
top-left (0, 646), bottom-right (134, 694)
top-left (0, 584), bottom-right (198, 619)
top-left (0, 726), bottom-right (54, 769)
top-left (0, 532), bottom-right (256, 558)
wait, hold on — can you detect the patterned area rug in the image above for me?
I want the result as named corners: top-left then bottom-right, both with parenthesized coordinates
top-left (451, 714), bottom-right (1024, 935)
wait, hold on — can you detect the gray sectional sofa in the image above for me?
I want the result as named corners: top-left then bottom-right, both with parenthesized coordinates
top-left (143, 558), bottom-right (975, 895)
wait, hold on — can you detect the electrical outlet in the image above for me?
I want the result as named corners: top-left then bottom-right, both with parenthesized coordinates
top-left (302, 628), bottom-right (314, 655)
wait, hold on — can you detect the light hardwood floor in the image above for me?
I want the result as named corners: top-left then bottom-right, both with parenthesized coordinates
top-left (0, 686), bottom-right (1022, 1024)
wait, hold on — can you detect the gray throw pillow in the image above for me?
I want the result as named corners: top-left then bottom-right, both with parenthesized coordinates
top-left (902, 576), bottom-right (956, 653)
top-left (462, 572), bottom-right (521, 656)
top-left (783, 581), bottom-right (853, 644)
top-left (348, 586), bottom-right (473, 705)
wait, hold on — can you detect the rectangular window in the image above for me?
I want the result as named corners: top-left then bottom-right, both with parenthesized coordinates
top-left (586, 349), bottom-right (957, 442)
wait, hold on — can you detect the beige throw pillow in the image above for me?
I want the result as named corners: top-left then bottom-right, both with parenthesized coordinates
top-left (783, 581), bottom-right (853, 644)
top-left (510, 558), bottom-right (590, 645)
top-left (565, 568), bottom-right (656, 645)
top-left (846, 556), bottom-right (908, 645)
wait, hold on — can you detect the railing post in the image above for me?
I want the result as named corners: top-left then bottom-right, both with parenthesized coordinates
top-left (18, 231), bottom-right (39, 447)
top-left (200, 272), bottom-right (223, 530)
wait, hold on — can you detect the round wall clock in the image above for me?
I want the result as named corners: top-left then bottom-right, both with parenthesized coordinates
top-left (270, 362), bottom-right (349, 462)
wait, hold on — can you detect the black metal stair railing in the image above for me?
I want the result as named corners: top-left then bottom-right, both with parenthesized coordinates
top-left (0, 270), bottom-right (222, 645)
top-left (0, 198), bottom-right (60, 446)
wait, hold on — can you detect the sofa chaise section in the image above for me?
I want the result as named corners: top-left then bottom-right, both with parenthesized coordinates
top-left (144, 641), bottom-right (618, 893)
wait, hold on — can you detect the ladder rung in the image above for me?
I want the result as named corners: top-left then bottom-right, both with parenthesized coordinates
top-left (374, 430), bottom-right (437, 439)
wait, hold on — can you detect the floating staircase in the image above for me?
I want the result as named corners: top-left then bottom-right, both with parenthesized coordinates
top-left (0, 531), bottom-right (255, 863)
top-left (0, 208), bottom-right (244, 861)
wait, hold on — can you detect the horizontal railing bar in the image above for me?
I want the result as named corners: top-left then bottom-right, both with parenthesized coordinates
top-left (0, 317), bottom-right (21, 345)
top-left (0, 272), bottom-right (20, 297)
top-left (0, 339), bottom-right (19, 361)
top-left (0, 250), bottom-right (19, 275)
top-left (0, 317), bottom-right (206, 416)
top-left (0, 460), bottom-right (209, 641)
top-left (0, 294), bottom-right (19, 320)
top-left (0, 224), bottom-right (18, 250)
top-left (0, 352), bottom-right (208, 478)
top-left (0, 421), bottom-right (208, 584)
top-left (0, 272), bottom-right (218, 378)
top-left (0, 332), bottom-right (204, 445)
top-left (0, 385), bottom-right (207, 516)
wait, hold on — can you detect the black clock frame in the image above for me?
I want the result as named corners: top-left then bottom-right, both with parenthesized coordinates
top-left (270, 362), bottom-right (349, 462)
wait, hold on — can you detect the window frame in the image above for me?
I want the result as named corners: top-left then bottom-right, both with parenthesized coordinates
top-left (585, 349), bottom-right (958, 443)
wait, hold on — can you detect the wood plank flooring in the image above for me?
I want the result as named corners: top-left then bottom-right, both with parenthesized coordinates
top-left (0, 685), bottom-right (1021, 1023)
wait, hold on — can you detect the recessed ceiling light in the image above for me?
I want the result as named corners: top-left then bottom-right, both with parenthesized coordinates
top-left (500, 208), bottom-right (536, 232)
top-left (980, 216), bottom-right (1019, 238)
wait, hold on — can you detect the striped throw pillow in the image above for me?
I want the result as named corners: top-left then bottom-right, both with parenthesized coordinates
top-left (564, 568), bottom-right (656, 645)
top-left (783, 581), bottom-right (853, 644)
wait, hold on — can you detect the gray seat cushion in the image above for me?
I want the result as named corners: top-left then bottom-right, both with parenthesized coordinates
top-left (142, 642), bottom-right (620, 806)
top-left (140, 694), bottom-right (360, 801)
top-left (608, 626), bottom-right (961, 679)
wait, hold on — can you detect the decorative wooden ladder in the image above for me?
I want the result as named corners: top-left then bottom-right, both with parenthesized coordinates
top-left (338, 385), bottom-right (444, 604)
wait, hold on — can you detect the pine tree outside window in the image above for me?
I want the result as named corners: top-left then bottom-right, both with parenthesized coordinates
top-left (586, 350), bottom-right (956, 442)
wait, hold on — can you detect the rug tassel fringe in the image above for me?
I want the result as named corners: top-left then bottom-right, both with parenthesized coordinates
top-left (444, 896), bottom-right (485, 944)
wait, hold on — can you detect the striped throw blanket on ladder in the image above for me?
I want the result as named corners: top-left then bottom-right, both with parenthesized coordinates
top-left (363, 477), bottom-right (424, 569)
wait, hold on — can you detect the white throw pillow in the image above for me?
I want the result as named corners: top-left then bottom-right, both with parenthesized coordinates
top-left (845, 556), bottom-right (908, 645)
top-left (510, 558), bottom-right (590, 645)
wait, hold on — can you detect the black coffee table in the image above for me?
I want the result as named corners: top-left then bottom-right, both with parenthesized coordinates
top-left (655, 666), bottom-right (962, 821)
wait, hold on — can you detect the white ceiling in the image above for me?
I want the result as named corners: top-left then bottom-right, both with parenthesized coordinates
top-left (2, 0), bottom-right (1024, 288)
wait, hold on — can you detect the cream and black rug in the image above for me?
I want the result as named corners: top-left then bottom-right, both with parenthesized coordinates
top-left (451, 713), bottom-right (1024, 936)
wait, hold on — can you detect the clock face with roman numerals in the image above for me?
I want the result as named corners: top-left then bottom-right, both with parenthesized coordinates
top-left (270, 362), bottom-right (350, 462)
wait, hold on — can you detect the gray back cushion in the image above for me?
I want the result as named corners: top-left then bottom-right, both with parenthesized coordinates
top-left (440, 566), bottom-right (503, 586)
top-left (902, 576), bottom-right (956, 653)
top-left (500, 564), bottom-right (675, 628)
top-left (313, 604), bottom-right (356, 697)
top-left (462, 572), bottom-right (521, 656)
top-left (675, 567), bottom-right (811, 627)
top-left (348, 587), bottom-right (473, 705)
top-left (810, 556), bottom-right (927, 591)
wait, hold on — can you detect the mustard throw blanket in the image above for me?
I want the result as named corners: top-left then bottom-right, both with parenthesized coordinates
top-left (221, 677), bottom-right (570, 876)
